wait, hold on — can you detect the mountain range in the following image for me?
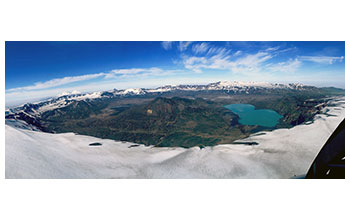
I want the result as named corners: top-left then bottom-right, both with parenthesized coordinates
top-left (5, 81), bottom-right (344, 147)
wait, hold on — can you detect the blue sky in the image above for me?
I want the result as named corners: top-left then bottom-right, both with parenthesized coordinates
top-left (5, 41), bottom-right (345, 106)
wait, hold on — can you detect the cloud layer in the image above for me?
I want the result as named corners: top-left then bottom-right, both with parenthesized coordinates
top-left (299, 56), bottom-right (344, 64)
top-left (6, 67), bottom-right (179, 94)
top-left (7, 73), bottom-right (106, 93)
top-left (166, 42), bottom-right (344, 76)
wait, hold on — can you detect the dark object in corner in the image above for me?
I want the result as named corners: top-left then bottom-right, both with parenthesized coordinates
top-left (89, 142), bottom-right (102, 146)
top-left (306, 119), bottom-right (345, 179)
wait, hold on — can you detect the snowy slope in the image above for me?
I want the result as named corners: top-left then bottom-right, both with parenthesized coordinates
top-left (5, 97), bottom-right (344, 179)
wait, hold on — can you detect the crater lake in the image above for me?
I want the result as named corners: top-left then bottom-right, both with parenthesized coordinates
top-left (225, 104), bottom-right (283, 127)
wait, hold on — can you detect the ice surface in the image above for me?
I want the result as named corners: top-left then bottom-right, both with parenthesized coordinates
top-left (5, 97), bottom-right (345, 179)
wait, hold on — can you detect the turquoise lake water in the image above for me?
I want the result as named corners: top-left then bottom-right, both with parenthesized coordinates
top-left (224, 104), bottom-right (283, 127)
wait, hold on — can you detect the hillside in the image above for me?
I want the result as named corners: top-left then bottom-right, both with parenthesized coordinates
top-left (39, 97), bottom-right (249, 147)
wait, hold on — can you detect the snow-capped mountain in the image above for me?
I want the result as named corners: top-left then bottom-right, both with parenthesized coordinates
top-left (147, 81), bottom-right (307, 93)
top-left (5, 81), bottom-right (314, 123)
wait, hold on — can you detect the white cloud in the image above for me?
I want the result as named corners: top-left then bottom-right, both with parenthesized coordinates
top-left (6, 72), bottom-right (105, 93)
top-left (299, 56), bottom-right (344, 64)
top-left (6, 67), bottom-right (180, 95)
top-left (233, 50), bottom-right (242, 56)
top-left (181, 45), bottom-right (234, 73)
top-left (276, 47), bottom-right (297, 54)
top-left (267, 59), bottom-right (301, 73)
top-left (206, 46), bottom-right (230, 56)
top-left (178, 41), bottom-right (192, 51)
top-left (192, 43), bottom-right (209, 54)
top-left (161, 41), bottom-right (194, 52)
top-left (105, 67), bottom-right (175, 79)
top-left (233, 52), bottom-right (272, 68)
top-left (180, 45), bottom-right (305, 76)
top-left (110, 68), bottom-right (146, 74)
top-left (161, 41), bottom-right (173, 50)
top-left (265, 46), bottom-right (280, 51)
top-left (182, 56), bottom-right (209, 73)
top-left (182, 49), bottom-right (274, 75)
top-left (230, 52), bottom-right (273, 74)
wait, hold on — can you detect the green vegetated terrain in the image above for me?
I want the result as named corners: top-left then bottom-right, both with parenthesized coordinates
top-left (41, 97), bottom-right (248, 147)
top-left (39, 87), bottom-right (344, 147)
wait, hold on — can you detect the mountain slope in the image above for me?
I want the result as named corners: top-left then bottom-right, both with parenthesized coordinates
top-left (40, 97), bottom-right (246, 147)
